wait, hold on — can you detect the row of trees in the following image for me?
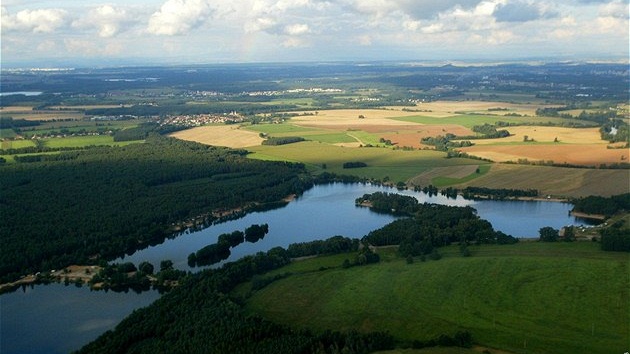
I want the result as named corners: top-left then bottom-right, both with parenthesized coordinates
top-left (470, 124), bottom-right (510, 139)
top-left (261, 136), bottom-right (306, 145)
top-left (461, 186), bottom-right (539, 200)
top-left (420, 134), bottom-right (474, 151)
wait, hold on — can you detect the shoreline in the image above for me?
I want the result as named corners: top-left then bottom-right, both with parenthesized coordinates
top-left (0, 265), bottom-right (101, 294)
top-left (569, 211), bottom-right (607, 220)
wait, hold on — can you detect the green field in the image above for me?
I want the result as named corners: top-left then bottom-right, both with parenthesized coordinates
top-left (243, 242), bottom-right (629, 354)
top-left (247, 141), bottom-right (485, 183)
top-left (432, 164), bottom-right (491, 187)
top-left (392, 114), bottom-right (586, 129)
top-left (1, 139), bottom-right (35, 149)
top-left (245, 123), bottom-right (318, 135)
top-left (42, 135), bottom-right (143, 148)
top-left (19, 120), bottom-right (142, 136)
top-left (0, 136), bottom-right (143, 163)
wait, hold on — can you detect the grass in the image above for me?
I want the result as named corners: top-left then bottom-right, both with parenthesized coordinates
top-left (431, 164), bottom-right (491, 187)
top-left (0, 129), bottom-right (17, 139)
top-left (42, 135), bottom-right (122, 148)
top-left (247, 141), bottom-right (482, 183)
top-left (306, 133), bottom-right (360, 144)
top-left (0, 151), bottom-right (61, 163)
top-left (263, 98), bottom-right (316, 107)
top-left (1, 139), bottom-right (35, 149)
top-left (244, 123), bottom-right (317, 134)
top-left (243, 242), bottom-right (629, 354)
top-left (19, 120), bottom-right (142, 136)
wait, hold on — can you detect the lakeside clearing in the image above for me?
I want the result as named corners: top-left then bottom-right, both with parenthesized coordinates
top-left (242, 242), bottom-right (629, 354)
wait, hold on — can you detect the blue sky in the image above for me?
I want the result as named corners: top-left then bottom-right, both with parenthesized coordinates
top-left (1, 0), bottom-right (628, 67)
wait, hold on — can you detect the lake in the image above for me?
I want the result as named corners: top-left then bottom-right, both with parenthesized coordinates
top-left (0, 91), bottom-right (43, 96)
top-left (0, 183), bottom-right (594, 353)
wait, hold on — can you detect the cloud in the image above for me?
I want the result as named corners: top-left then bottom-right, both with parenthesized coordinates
top-left (282, 37), bottom-right (308, 47)
top-left (599, 0), bottom-right (629, 19)
top-left (1, 6), bottom-right (69, 33)
top-left (493, 1), bottom-right (544, 22)
top-left (284, 23), bottom-right (310, 35)
top-left (147, 0), bottom-right (212, 35)
top-left (345, 0), bottom-right (485, 20)
top-left (245, 17), bottom-right (278, 33)
top-left (73, 5), bottom-right (137, 38)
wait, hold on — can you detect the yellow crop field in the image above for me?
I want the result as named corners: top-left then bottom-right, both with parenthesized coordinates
top-left (457, 126), bottom-right (628, 166)
top-left (460, 144), bottom-right (627, 166)
top-left (469, 126), bottom-right (605, 145)
top-left (0, 106), bottom-right (34, 113)
top-left (170, 125), bottom-right (264, 148)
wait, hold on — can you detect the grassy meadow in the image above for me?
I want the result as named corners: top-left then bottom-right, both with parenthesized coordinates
top-left (247, 140), bottom-right (486, 183)
top-left (242, 242), bottom-right (630, 354)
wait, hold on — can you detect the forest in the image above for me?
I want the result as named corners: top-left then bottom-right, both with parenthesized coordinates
top-left (358, 192), bottom-right (519, 254)
top-left (0, 135), bottom-right (311, 283)
top-left (571, 193), bottom-right (630, 216)
top-left (77, 229), bottom-right (476, 353)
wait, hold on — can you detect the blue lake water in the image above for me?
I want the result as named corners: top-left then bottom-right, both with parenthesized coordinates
top-left (0, 91), bottom-right (43, 96)
top-left (0, 183), bottom-right (593, 353)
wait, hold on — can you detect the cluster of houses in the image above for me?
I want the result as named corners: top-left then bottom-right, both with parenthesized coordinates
top-left (158, 112), bottom-right (244, 128)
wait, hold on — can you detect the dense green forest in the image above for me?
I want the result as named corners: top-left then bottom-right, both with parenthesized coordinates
top-left (0, 135), bottom-right (311, 283)
top-left (571, 193), bottom-right (630, 216)
top-left (357, 192), bottom-right (518, 254)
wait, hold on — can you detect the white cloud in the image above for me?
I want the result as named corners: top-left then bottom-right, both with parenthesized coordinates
top-left (147, 0), bottom-right (212, 36)
top-left (284, 23), bottom-right (310, 35)
top-left (245, 17), bottom-right (278, 33)
top-left (599, 0), bottom-right (629, 19)
top-left (282, 37), bottom-right (308, 47)
top-left (1, 0), bottom-right (629, 64)
top-left (1, 6), bottom-right (68, 33)
top-left (73, 5), bottom-right (137, 38)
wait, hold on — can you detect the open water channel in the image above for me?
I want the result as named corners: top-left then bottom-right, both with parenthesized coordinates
top-left (0, 183), bottom-right (595, 353)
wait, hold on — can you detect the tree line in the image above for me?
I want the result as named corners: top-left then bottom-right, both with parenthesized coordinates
top-left (571, 193), bottom-right (630, 217)
top-left (261, 136), bottom-right (306, 145)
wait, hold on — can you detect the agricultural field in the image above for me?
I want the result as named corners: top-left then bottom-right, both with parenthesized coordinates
top-left (456, 126), bottom-right (627, 166)
top-left (166, 104), bottom-right (628, 196)
top-left (243, 242), bottom-right (629, 354)
top-left (170, 125), bottom-right (264, 148)
top-left (439, 164), bottom-right (630, 198)
top-left (248, 141), bottom-right (486, 183)
top-left (0, 107), bottom-right (85, 121)
top-left (41, 135), bottom-right (137, 148)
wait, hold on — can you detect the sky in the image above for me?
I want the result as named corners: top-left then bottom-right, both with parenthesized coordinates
top-left (1, 0), bottom-right (628, 67)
